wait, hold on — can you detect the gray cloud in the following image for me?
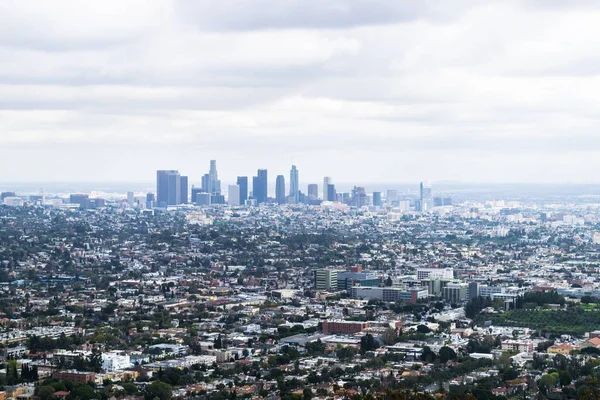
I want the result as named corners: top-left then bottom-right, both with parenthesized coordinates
top-left (1, 0), bottom-right (600, 184)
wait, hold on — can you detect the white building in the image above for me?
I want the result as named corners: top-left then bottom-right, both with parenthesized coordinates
top-left (102, 351), bottom-right (132, 372)
top-left (228, 185), bottom-right (240, 206)
top-left (417, 268), bottom-right (454, 281)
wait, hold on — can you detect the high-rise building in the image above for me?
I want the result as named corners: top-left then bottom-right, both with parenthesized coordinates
top-left (191, 186), bottom-right (203, 205)
top-left (253, 169), bottom-right (268, 204)
top-left (351, 186), bottom-right (367, 207)
top-left (373, 192), bottom-right (382, 207)
top-left (146, 193), bottom-right (155, 209)
top-left (196, 193), bottom-right (211, 206)
top-left (208, 160), bottom-right (221, 195)
top-left (127, 191), bottom-right (135, 207)
top-left (314, 269), bottom-right (339, 291)
top-left (323, 177), bottom-right (333, 200)
top-left (275, 175), bottom-right (286, 205)
top-left (70, 194), bottom-right (90, 209)
top-left (180, 176), bottom-right (189, 204)
top-left (237, 177), bottom-right (248, 204)
top-left (201, 174), bottom-right (210, 193)
top-left (387, 190), bottom-right (398, 204)
top-left (308, 184), bottom-right (318, 199)
top-left (420, 181), bottom-right (433, 211)
top-left (327, 184), bottom-right (336, 203)
top-left (228, 185), bottom-right (240, 206)
top-left (156, 170), bottom-right (182, 207)
top-left (289, 165), bottom-right (299, 203)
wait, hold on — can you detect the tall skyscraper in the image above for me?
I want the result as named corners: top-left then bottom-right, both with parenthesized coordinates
top-left (209, 160), bottom-right (221, 195)
top-left (228, 185), bottom-right (240, 206)
top-left (323, 177), bottom-right (333, 201)
top-left (157, 170), bottom-right (182, 207)
top-left (237, 176), bottom-right (248, 204)
top-left (386, 190), bottom-right (398, 204)
top-left (276, 175), bottom-right (286, 204)
top-left (201, 174), bottom-right (210, 193)
top-left (253, 169), bottom-right (268, 204)
top-left (308, 184), bottom-right (318, 199)
top-left (191, 186), bottom-right (203, 205)
top-left (420, 181), bottom-right (433, 211)
top-left (373, 192), bottom-right (382, 207)
top-left (327, 183), bottom-right (336, 203)
top-left (127, 191), bottom-right (135, 207)
top-left (289, 165), bottom-right (299, 203)
top-left (351, 186), bottom-right (367, 207)
top-left (180, 175), bottom-right (189, 204)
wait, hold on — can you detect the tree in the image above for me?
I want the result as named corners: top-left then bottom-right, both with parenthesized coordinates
top-left (360, 334), bottom-right (379, 354)
top-left (438, 346), bottom-right (457, 363)
top-left (35, 386), bottom-right (55, 400)
top-left (416, 325), bottom-right (431, 334)
top-left (336, 346), bottom-right (358, 362)
top-left (381, 328), bottom-right (398, 345)
top-left (303, 388), bottom-right (313, 400)
top-left (559, 370), bottom-right (572, 387)
top-left (144, 380), bottom-right (173, 400)
top-left (385, 277), bottom-right (393, 287)
top-left (6, 360), bottom-right (18, 385)
top-left (70, 382), bottom-right (97, 400)
top-left (88, 347), bottom-right (103, 373)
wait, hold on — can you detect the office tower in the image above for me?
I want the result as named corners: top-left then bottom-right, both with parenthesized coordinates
top-left (196, 193), bottom-right (211, 206)
top-left (276, 175), bottom-right (286, 204)
top-left (327, 184), bottom-right (336, 202)
top-left (314, 269), bottom-right (339, 291)
top-left (0, 192), bottom-right (16, 201)
top-left (70, 194), bottom-right (90, 209)
top-left (156, 170), bottom-right (182, 207)
top-left (127, 191), bottom-right (135, 207)
top-left (237, 176), bottom-right (248, 204)
top-left (443, 197), bottom-right (453, 206)
top-left (211, 194), bottom-right (225, 204)
top-left (201, 174), bottom-right (210, 193)
top-left (208, 160), bottom-right (221, 195)
top-left (191, 186), bottom-right (203, 205)
top-left (289, 165), bottom-right (299, 203)
top-left (373, 192), bottom-right (382, 207)
top-left (146, 193), bottom-right (155, 209)
top-left (323, 177), bottom-right (333, 200)
top-left (253, 169), bottom-right (268, 204)
top-left (351, 186), bottom-right (367, 207)
top-left (386, 190), bottom-right (398, 204)
top-left (420, 181), bottom-right (433, 211)
top-left (228, 185), bottom-right (240, 206)
top-left (180, 176), bottom-right (188, 204)
top-left (308, 184), bottom-right (318, 199)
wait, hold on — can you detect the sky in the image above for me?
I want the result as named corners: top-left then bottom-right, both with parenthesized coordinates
top-left (1, 0), bottom-right (600, 185)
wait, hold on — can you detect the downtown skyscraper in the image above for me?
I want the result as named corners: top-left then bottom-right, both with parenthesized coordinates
top-left (253, 169), bottom-right (268, 204)
top-left (237, 176), bottom-right (248, 204)
top-left (289, 165), bottom-right (299, 203)
top-left (276, 175), bottom-right (286, 204)
top-left (156, 170), bottom-right (188, 207)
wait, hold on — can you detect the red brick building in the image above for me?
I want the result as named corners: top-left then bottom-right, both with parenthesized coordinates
top-left (322, 321), bottom-right (369, 334)
top-left (52, 371), bottom-right (96, 384)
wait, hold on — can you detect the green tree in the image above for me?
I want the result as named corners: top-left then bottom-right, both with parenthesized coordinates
top-left (144, 380), bottom-right (173, 400)
top-left (70, 382), bottom-right (97, 400)
top-left (88, 348), bottom-right (103, 373)
top-left (438, 346), bottom-right (457, 363)
top-left (35, 385), bottom-right (55, 400)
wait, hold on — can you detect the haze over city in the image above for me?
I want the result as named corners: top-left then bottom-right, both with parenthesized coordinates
top-left (2, 1), bottom-right (600, 184)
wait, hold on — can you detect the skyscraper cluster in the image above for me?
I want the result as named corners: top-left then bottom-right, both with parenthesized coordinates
top-left (156, 170), bottom-right (188, 207)
top-left (154, 162), bottom-right (447, 210)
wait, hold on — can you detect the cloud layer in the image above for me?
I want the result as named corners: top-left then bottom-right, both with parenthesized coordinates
top-left (1, 0), bottom-right (599, 184)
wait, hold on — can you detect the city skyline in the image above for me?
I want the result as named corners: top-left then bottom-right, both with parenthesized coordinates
top-left (2, 2), bottom-right (600, 183)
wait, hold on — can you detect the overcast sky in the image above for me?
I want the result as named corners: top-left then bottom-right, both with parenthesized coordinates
top-left (1, 0), bottom-right (600, 185)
